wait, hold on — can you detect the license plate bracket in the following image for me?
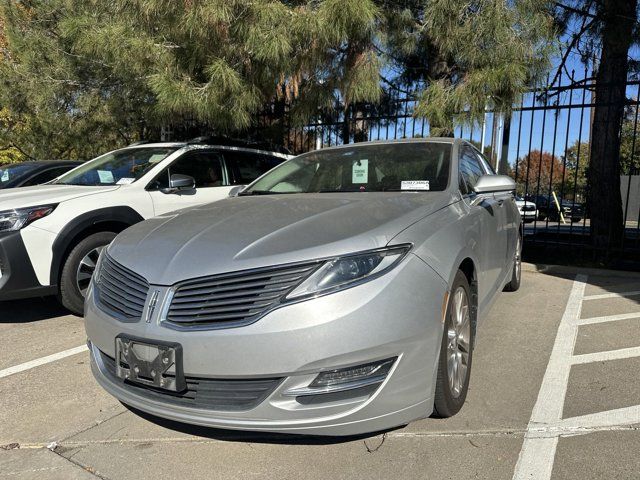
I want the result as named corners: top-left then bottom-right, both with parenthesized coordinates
top-left (115, 335), bottom-right (186, 392)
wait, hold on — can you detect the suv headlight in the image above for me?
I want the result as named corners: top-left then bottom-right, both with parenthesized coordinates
top-left (0, 205), bottom-right (57, 232)
top-left (286, 245), bottom-right (411, 300)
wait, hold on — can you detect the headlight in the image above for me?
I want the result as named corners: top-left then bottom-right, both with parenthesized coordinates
top-left (0, 205), bottom-right (57, 232)
top-left (286, 245), bottom-right (411, 300)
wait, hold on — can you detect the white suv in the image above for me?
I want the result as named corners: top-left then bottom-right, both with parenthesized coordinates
top-left (0, 141), bottom-right (288, 314)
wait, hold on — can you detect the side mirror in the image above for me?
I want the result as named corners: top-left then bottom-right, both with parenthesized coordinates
top-left (228, 185), bottom-right (244, 197)
top-left (473, 175), bottom-right (515, 194)
top-left (161, 174), bottom-right (195, 194)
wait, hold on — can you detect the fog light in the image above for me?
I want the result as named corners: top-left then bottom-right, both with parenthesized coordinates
top-left (284, 357), bottom-right (397, 397)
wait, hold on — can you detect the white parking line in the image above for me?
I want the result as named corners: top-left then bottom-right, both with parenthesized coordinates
top-left (583, 290), bottom-right (640, 300)
top-left (577, 312), bottom-right (640, 326)
top-left (571, 346), bottom-right (640, 365)
top-left (513, 274), bottom-right (640, 480)
top-left (0, 345), bottom-right (88, 380)
top-left (512, 274), bottom-right (587, 480)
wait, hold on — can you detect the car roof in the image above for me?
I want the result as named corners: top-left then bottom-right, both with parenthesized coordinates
top-left (122, 143), bottom-right (291, 159)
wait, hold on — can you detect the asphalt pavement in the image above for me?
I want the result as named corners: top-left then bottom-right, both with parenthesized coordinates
top-left (1, 265), bottom-right (639, 480)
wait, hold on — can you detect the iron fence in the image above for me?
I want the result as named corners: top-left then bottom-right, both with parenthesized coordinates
top-left (250, 71), bottom-right (640, 263)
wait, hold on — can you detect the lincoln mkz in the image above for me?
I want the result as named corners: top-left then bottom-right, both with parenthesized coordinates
top-left (84, 138), bottom-right (521, 436)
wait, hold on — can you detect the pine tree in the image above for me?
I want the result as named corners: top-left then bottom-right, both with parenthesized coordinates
top-left (0, 0), bottom-right (554, 158)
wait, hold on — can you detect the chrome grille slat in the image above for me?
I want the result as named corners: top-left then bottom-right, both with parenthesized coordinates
top-left (165, 262), bottom-right (320, 328)
top-left (171, 275), bottom-right (308, 298)
top-left (96, 255), bottom-right (150, 320)
top-left (170, 285), bottom-right (292, 304)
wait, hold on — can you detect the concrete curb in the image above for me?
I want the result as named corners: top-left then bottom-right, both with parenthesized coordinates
top-left (522, 262), bottom-right (640, 279)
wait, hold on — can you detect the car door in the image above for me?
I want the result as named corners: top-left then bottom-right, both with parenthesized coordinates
top-left (147, 150), bottom-right (234, 215)
top-left (472, 148), bottom-right (518, 270)
top-left (459, 146), bottom-right (508, 305)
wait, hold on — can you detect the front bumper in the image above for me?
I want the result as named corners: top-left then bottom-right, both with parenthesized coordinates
top-left (85, 253), bottom-right (447, 436)
top-left (0, 231), bottom-right (56, 301)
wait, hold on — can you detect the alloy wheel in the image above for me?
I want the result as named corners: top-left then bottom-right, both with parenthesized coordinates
top-left (446, 287), bottom-right (471, 398)
top-left (76, 246), bottom-right (105, 297)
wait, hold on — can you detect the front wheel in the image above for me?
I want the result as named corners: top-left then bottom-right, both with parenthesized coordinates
top-left (59, 231), bottom-right (116, 315)
top-left (433, 270), bottom-right (474, 418)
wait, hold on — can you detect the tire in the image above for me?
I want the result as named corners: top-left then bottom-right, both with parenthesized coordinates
top-left (59, 231), bottom-right (116, 315)
top-left (504, 233), bottom-right (522, 292)
top-left (433, 270), bottom-right (474, 418)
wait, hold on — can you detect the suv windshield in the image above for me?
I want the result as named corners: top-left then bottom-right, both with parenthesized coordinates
top-left (55, 147), bottom-right (178, 186)
top-left (242, 142), bottom-right (451, 194)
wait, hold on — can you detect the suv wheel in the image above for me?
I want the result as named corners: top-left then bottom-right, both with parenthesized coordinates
top-left (59, 232), bottom-right (116, 315)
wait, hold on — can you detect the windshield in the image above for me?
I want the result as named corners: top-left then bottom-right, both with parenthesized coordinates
top-left (242, 142), bottom-right (451, 195)
top-left (0, 163), bottom-right (38, 187)
top-left (55, 147), bottom-right (178, 186)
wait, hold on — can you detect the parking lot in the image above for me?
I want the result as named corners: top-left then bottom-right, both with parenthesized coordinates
top-left (1, 265), bottom-right (639, 480)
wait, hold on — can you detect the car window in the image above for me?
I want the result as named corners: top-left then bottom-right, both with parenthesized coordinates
top-left (244, 143), bottom-right (451, 194)
top-left (153, 151), bottom-right (225, 189)
top-left (459, 147), bottom-right (485, 194)
top-left (22, 166), bottom-right (75, 186)
top-left (224, 151), bottom-right (283, 185)
top-left (56, 147), bottom-right (177, 186)
top-left (475, 150), bottom-right (496, 174)
top-left (0, 163), bottom-right (38, 187)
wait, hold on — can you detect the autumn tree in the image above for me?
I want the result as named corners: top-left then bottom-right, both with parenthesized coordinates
top-left (515, 149), bottom-right (566, 196)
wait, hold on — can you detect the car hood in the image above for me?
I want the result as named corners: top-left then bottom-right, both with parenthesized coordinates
top-left (0, 184), bottom-right (120, 210)
top-left (108, 192), bottom-right (455, 285)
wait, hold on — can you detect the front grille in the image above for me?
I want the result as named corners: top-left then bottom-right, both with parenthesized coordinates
top-left (96, 254), bottom-right (150, 319)
top-left (522, 205), bottom-right (536, 212)
top-left (99, 350), bottom-right (282, 411)
top-left (164, 262), bottom-right (321, 329)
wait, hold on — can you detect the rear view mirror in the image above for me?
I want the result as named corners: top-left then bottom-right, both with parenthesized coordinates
top-left (473, 175), bottom-right (515, 194)
top-left (161, 174), bottom-right (195, 194)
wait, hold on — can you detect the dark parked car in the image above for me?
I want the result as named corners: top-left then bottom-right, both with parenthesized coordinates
top-left (526, 194), bottom-right (584, 222)
top-left (0, 161), bottom-right (82, 190)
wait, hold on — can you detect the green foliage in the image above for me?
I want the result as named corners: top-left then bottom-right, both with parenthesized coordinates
top-left (0, 0), bottom-right (555, 157)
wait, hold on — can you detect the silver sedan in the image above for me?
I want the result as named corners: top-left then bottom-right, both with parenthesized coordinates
top-left (84, 138), bottom-right (522, 436)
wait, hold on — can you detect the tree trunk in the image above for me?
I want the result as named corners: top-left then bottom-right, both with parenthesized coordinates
top-left (587, 0), bottom-right (637, 255)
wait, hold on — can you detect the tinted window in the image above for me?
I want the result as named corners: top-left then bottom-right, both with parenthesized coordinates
top-left (225, 151), bottom-right (283, 185)
top-left (22, 166), bottom-right (75, 186)
top-left (459, 147), bottom-right (485, 194)
top-left (153, 151), bottom-right (225, 189)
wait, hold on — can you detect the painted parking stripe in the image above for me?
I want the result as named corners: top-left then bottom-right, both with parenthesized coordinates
top-left (577, 312), bottom-right (640, 326)
top-left (571, 346), bottom-right (640, 365)
top-left (583, 290), bottom-right (640, 300)
top-left (512, 274), bottom-right (587, 480)
top-left (0, 345), bottom-right (88, 380)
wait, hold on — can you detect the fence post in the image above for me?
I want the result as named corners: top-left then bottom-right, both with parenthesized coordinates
top-left (499, 113), bottom-right (512, 175)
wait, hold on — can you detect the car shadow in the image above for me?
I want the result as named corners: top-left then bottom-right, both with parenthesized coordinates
top-left (124, 404), bottom-right (400, 445)
top-left (0, 296), bottom-right (71, 323)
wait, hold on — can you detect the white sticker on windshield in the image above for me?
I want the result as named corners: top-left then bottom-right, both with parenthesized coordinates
top-left (0, 171), bottom-right (8, 182)
top-left (116, 177), bottom-right (135, 185)
top-left (97, 170), bottom-right (115, 184)
top-left (401, 180), bottom-right (430, 191)
top-left (352, 160), bottom-right (369, 184)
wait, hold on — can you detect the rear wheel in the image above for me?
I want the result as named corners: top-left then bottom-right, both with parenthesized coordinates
top-left (433, 270), bottom-right (474, 418)
top-left (59, 232), bottom-right (116, 315)
top-left (504, 234), bottom-right (522, 292)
